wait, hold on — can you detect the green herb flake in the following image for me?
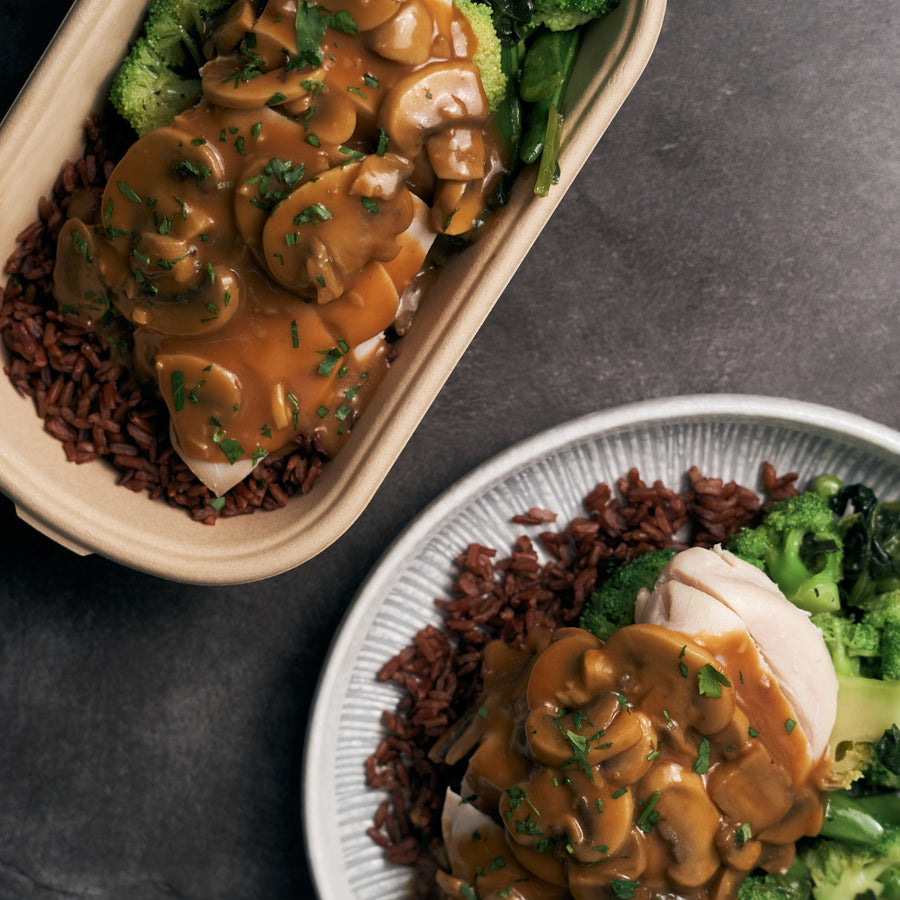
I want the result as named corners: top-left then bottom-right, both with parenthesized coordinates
top-left (635, 790), bottom-right (660, 833)
top-left (317, 405), bottom-right (329, 418)
top-left (293, 204), bottom-right (332, 225)
top-left (361, 196), bottom-right (379, 214)
top-left (692, 736), bottom-right (711, 774)
top-left (175, 159), bottom-right (212, 181)
top-left (749, 726), bottom-right (760, 738)
top-left (363, 72), bottom-right (379, 88)
top-left (698, 664), bottom-right (732, 699)
top-left (71, 229), bottom-right (93, 264)
top-left (785, 718), bottom-right (797, 734)
top-left (376, 128), bottom-right (389, 156)
top-left (171, 370), bottom-right (185, 411)
top-left (610, 881), bottom-right (639, 899)
top-left (291, 320), bottom-right (299, 348)
top-left (218, 438), bottom-right (244, 465)
top-left (611, 787), bottom-right (627, 799)
top-left (323, 8), bottom-right (358, 32)
top-left (117, 181), bottom-right (142, 203)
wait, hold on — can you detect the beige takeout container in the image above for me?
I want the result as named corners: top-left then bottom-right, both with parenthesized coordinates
top-left (0, 0), bottom-right (666, 584)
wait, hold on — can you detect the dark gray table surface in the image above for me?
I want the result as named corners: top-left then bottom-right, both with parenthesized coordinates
top-left (0, 1), bottom-right (897, 898)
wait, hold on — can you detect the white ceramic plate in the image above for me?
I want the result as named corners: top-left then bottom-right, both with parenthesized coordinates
top-left (303, 394), bottom-right (900, 898)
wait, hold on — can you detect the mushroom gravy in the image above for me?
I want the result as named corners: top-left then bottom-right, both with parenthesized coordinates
top-left (53, 0), bottom-right (505, 482)
top-left (435, 625), bottom-right (829, 899)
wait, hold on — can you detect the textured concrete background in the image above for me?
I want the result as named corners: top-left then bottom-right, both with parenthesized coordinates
top-left (0, 1), bottom-right (898, 898)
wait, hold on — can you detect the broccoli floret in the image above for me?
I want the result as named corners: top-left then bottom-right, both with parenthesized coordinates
top-left (109, 0), bottom-right (230, 135)
top-left (859, 590), bottom-right (900, 680)
top-left (531, 0), bottom-right (620, 32)
top-left (736, 856), bottom-right (813, 900)
top-left (811, 612), bottom-right (881, 678)
top-left (109, 37), bottom-right (202, 136)
top-left (727, 492), bottom-right (844, 614)
top-left (803, 796), bottom-right (900, 900)
top-left (579, 548), bottom-right (676, 641)
top-left (453, 0), bottom-right (507, 110)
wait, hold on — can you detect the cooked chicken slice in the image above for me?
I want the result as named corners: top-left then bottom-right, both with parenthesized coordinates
top-left (638, 546), bottom-right (838, 760)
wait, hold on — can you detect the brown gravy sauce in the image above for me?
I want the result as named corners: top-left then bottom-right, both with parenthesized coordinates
top-left (54, 0), bottom-right (504, 470)
top-left (437, 625), bottom-right (830, 900)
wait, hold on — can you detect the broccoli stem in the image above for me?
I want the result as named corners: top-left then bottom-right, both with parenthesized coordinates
top-left (821, 791), bottom-right (887, 846)
top-left (832, 674), bottom-right (900, 747)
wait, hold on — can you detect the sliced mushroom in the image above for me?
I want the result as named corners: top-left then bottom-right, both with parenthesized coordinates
top-left (366, 0), bottom-right (434, 65)
top-left (332, 0), bottom-right (404, 31)
top-left (261, 161), bottom-right (414, 302)
top-left (52, 220), bottom-right (110, 328)
top-left (426, 125), bottom-right (485, 181)
top-left (119, 266), bottom-right (239, 338)
top-left (213, 1), bottom-right (258, 54)
top-left (377, 60), bottom-right (488, 158)
top-left (155, 352), bottom-right (244, 460)
top-left (201, 55), bottom-right (325, 109)
top-left (349, 152), bottom-right (415, 200)
top-left (641, 761), bottom-right (723, 890)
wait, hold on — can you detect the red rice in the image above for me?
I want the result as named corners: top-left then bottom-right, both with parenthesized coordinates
top-left (365, 464), bottom-right (799, 896)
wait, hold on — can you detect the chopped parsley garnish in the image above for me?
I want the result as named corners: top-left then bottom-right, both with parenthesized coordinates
top-left (323, 8), bottom-right (358, 32)
top-left (175, 159), bottom-right (212, 181)
top-left (218, 437), bottom-right (244, 465)
top-left (171, 370), bottom-right (185, 411)
top-left (785, 718), bottom-right (797, 734)
top-left (635, 790), bottom-right (660, 832)
top-left (692, 736), bottom-right (711, 774)
top-left (117, 181), bottom-right (142, 203)
top-left (71, 229), bottom-right (92, 263)
top-left (293, 204), bottom-right (332, 226)
top-left (698, 664), bottom-right (732, 699)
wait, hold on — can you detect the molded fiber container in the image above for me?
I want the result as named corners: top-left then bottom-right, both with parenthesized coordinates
top-left (0, 0), bottom-right (667, 583)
